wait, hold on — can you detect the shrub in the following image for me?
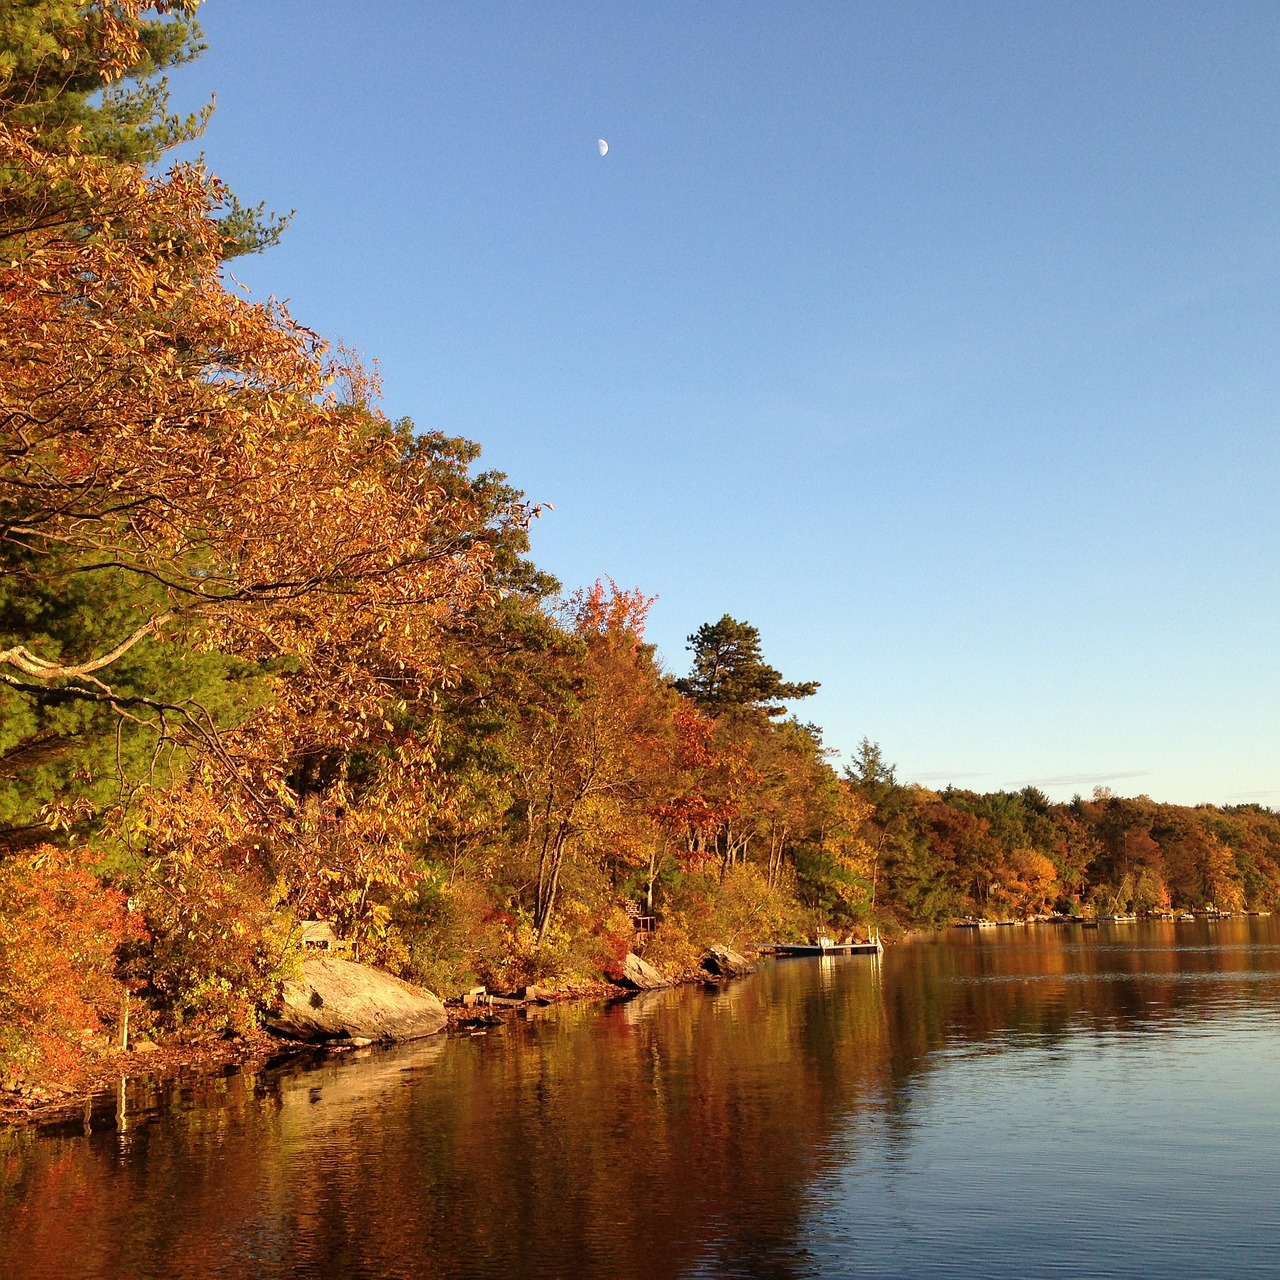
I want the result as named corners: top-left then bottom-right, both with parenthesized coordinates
top-left (138, 858), bottom-right (295, 1037)
top-left (392, 877), bottom-right (511, 997)
top-left (0, 847), bottom-right (145, 1083)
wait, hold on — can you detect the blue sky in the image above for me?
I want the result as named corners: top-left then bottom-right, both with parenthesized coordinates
top-left (172, 2), bottom-right (1280, 805)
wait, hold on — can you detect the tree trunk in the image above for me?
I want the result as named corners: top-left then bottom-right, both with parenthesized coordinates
top-left (535, 824), bottom-right (571, 943)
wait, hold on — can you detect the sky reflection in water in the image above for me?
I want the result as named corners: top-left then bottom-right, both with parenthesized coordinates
top-left (3, 918), bottom-right (1279, 1280)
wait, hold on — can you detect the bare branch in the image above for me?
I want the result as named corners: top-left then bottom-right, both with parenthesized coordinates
top-left (0, 612), bottom-right (174, 681)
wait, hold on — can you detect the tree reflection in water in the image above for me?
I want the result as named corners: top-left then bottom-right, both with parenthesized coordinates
top-left (3, 918), bottom-right (1280, 1280)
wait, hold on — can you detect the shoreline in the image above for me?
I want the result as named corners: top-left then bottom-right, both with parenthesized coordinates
top-left (0, 1028), bottom-right (315, 1132)
top-left (0, 975), bottom-right (642, 1132)
top-left (1, 943), bottom-right (888, 1131)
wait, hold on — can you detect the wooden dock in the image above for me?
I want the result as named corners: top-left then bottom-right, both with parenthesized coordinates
top-left (762, 939), bottom-right (883, 958)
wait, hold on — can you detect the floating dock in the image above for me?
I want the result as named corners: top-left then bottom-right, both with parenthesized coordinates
top-left (762, 939), bottom-right (883, 957)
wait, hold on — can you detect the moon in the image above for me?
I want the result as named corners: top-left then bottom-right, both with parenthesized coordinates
top-left (597, 138), bottom-right (609, 157)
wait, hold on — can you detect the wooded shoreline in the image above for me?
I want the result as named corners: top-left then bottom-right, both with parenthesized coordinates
top-left (0, 962), bottom-right (729, 1130)
top-left (5, 902), bottom-right (1272, 1129)
top-left (4, 6), bottom-right (1278, 1095)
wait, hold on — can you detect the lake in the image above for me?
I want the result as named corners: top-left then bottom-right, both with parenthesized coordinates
top-left (3, 918), bottom-right (1279, 1279)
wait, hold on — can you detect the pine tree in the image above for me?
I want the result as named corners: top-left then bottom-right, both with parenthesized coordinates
top-left (674, 615), bottom-right (818, 715)
top-left (0, 1), bottom-right (287, 254)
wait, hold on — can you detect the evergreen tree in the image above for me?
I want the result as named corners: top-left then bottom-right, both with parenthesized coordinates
top-left (674, 615), bottom-right (818, 715)
top-left (0, 0), bottom-right (288, 255)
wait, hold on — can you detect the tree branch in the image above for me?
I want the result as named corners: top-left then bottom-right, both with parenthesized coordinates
top-left (0, 611), bottom-right (174, 680)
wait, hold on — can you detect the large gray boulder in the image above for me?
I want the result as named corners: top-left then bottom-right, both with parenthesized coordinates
top-left (701, 943), bottom-right (756, 979)
top-left (269, 955), bottom-right (447, 1043)
top-left (617, 951), bottom-right (669, 991)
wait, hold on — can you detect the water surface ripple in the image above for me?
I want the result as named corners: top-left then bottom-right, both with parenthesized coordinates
top-left (3, 918), bottom-right (1278, 1279)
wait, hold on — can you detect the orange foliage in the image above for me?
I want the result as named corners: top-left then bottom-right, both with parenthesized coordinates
top-left (2, 110), bottom-right (527, 983)
top-left (570, 577), bottom-right (654, 646)
top-left (2, 126), bottom-right (505, 697)
top-left (0, 848), bottom-right (145, 1080)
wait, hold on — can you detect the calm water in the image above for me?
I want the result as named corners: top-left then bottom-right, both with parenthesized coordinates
top-left (3, 919), bottom-right (1280, 1279)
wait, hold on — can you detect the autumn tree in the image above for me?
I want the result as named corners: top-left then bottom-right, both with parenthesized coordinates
top-left (793, 777), bottom-right (877, 936)
top-left (0, 847), bottom-right (146, 1079)
top-left (0, 0), bottom-right (286, 251)
top-left (642, 699), bottom-right (725, 906)
top-left (506, 582), bottom-right (675, 950)
top-left (1, 133), bottom-right (520, 832)
top-left (0, 2), bottom-right (309, 851)
top-left (0, 2), bottom-right (542, 1038)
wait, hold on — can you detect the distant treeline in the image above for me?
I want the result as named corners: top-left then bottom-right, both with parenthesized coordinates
top-left (2, 5), bottom-right (1276, 1082)
top-left (852, 770), bottom-right (1279, 926)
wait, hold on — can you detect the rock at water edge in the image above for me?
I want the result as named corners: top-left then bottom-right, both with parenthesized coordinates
top-left (269, 955), bottom-right (447, 1043)
top-left (618, 952), bottom-right (669, 990)
top-left (701, 944), bottom-right (756, 979)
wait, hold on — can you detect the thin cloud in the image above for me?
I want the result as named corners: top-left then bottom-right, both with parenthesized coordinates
top-left (1025, 770), bottom-right (1150, 788)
